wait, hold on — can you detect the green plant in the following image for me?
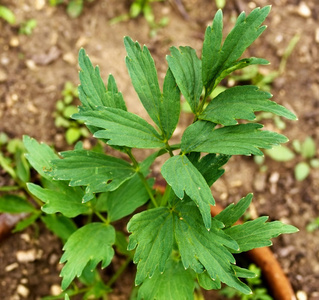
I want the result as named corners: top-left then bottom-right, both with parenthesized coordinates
top-left (264, 136), bottom-right (318, 181)
top-left (49, 0), bottom-right (94, 18)
top-left (306, 217), bottom-right (319, 233)
top-left (0, 5), bottom-right (16, 24)
top-left (220, 264), bottom-right (273, 300)
top-left (19, 19), bottom-right (37, 35)
top-left (110, 0), bottom-right (169, 36)
top-left (2, 6), bottom-right (299, 299)
top-left (54, 81), bottom-right (90, 145)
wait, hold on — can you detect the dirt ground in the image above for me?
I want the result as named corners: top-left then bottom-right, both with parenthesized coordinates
top-left (0, 0), bottom-right (319, 299)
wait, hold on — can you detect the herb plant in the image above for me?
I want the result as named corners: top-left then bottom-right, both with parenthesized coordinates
top-left (54, 81), bottom-right (90, 145)
top-left (22, 6), bottom-right (298, 299)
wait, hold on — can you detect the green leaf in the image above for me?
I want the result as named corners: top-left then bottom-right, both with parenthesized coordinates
top-left (203, 6), bottom-right (271, 92)
top-left (215, 194), bottom-right (253, 228)
top-left (27, 182), bottom-right (90, 217)
top-left (224, 216), bottom-right (299, 253)
top-left (161, 155), bottom-right (215, 229)
top-left (188, 152), bottom-right (231, 186)
top-left (202, 9), bottom-right (223, 88)
top-left (182, 121), bottom-right (288, 156)
top-left (67, 0), bottom-right (83, 18)
top-left (50, 150), bottom-right (135, 202)
top-left (65, 128), bottom-right (81, 145)
top-left (23, 135), bottom-right (59, 180)
top-left (105, 174), bottom-right (154, 222)
top-left (197, 271), bottom-right (221, 290)
top-left (124, 36), bottom-right (162, 128)
top-left (128, 201), bottom-right (252, 294)
top-left (0, 5), bottom-right (16, 24)
top-left (0, 195), bottom-right (36, 213)
top-left (199, 86), bottom-right (297, 126)
top-left (127, 207), bottom-right (174, 285)
top-left (214, 57), bottom-right (269, 89)
top-left (294, 162), bottom-right (310, 181)
top-left (115, 231), bottom-right (131, 257)
top-left (60, 223), bottom-right (115, 290)
top-left (73, 107), bottom-right (165, 149)
top-left (41, 214), bottom-right (77, 243)
top-left (265, 145), bottom-right (295, 162)
top-left (301, 137), bottom-right (316, 159)
top-left (13, 211), bottom-right (41, 233)
top-left (137, 258), bottom-right (195, 300)
top-left (160, 68), bottom-right (181, 139)
top-left (78, 49), bottom-right (126, 110)
top-left (105, 74), bottom-right (127, 111)
top-left (167, 46), bottom-right (202, 113)
top-left (174, 201), bottom-right (250, 294)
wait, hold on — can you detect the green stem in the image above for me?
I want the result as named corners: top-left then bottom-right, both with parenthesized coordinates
top-left (126, 149), bottom-right (158, 208)
top-left (107, 257), bottom-right (132, 287)
top-left (95, 211), bottom-right (108, 224)
top-left (194, 89), bottom-right (209, 122)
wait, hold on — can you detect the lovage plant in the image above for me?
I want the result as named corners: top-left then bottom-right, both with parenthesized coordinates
top-left (24, 6), bottom-right (298, 299)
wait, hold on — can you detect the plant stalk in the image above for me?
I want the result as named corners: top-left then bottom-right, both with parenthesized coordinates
top-left (107, 257), bottom-right (132, 287)
top-left (126, 149), bottom-right (158, 208)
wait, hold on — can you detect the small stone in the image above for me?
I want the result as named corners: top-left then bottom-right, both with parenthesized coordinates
top-left (25, 60), bottom-right (38, 71)
top-left (50, 284), bottom-right (62, 296)
top-left (20, 233), bottom-right (31, 242)
top-left (269, 172), bottom-right (280, 183)
top-left (16, 249), bottom-right (37, 263)
top-left (297, 2), bottom-right (311, 18)
top-left (296, 290), bottom-right (308, 300)
top-left (63, 52), bottom-right (76, 65)
top-left (35, 0), bottom-right (45, 10)
top-left (0, 68), bottom-right (8, 82)
top-left (10, 36), bottom-right (20, 47)
top-left (5, 262), bottom-right (19, 272)
top-left (17, 284), bottom-right (30, 298)
top-left (315, 28), bottom-right (319, 44)
top-left (1, 56), bottom-right (10, 65)
top-left (20, 278), bottom-right (28, 284)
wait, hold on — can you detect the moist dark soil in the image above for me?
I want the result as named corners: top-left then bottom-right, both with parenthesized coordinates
top-left (0, 0), bottom-right (319, 299)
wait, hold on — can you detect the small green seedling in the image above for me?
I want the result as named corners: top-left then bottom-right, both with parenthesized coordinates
top-left (19, 19), bottom-right (37, 35)
top-left (264, 136), bottom-right (318, 181)
top-left (54, 81), bottom-right (90, 145)
top-left (0, 5), bottom-right (16, 24)
top-left (49, 0), bottom-right (94, 18)
top-left (306, 217), bottom-right (319, 233)
top-left (4, 6), bottom-right (299, 299)
top-left (220, 264), bottom-right (273, 300)
top-left (110, 0), bottom-right (169, 36)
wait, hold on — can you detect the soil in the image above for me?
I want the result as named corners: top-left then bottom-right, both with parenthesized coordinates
top-left (0, 0), bottom-right (319, 299)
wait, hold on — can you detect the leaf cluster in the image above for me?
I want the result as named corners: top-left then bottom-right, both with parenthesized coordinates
top-left (0, 6), bottom-right (299, 300)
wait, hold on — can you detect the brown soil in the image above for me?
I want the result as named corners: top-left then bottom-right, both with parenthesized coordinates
top-left (0, 0), bottom-right (319, 299)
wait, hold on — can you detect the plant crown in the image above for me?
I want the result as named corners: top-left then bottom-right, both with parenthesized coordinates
top-left (22, 5), bottom-right (298, 299)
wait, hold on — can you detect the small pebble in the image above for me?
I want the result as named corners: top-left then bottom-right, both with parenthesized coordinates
top-left (20, 233), bottom-right (31, 242)
top-left (296, 290), bottom-right (308, 300)
top-left (25, 59), bottom-right (38, 71)
top-left (0, 68), bottom-right (8, 82)
top-left (315, 28), bottom-right (319, 44)
top-left (35, 0), bottom-right (45, 10)
top-left (5, 262), bottom-right (19, 272)
top-left (16, 249), bottom-right (37, 263)
top-left (10, 36), bottom-right (20, 47)
top-left (63, 52), bottom-right (76, 65)
top-left (50, 284), bottom-right (62, 296)
top-left (17, 284), bottom-right (30, 298)
top-left (297, 2), bottom-right (311, 18)
top-left (269, 172), bottom-right (280, 183)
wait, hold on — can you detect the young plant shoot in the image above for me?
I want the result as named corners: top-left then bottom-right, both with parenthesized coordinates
top-left (24, 5), bottom-right (298, 299)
